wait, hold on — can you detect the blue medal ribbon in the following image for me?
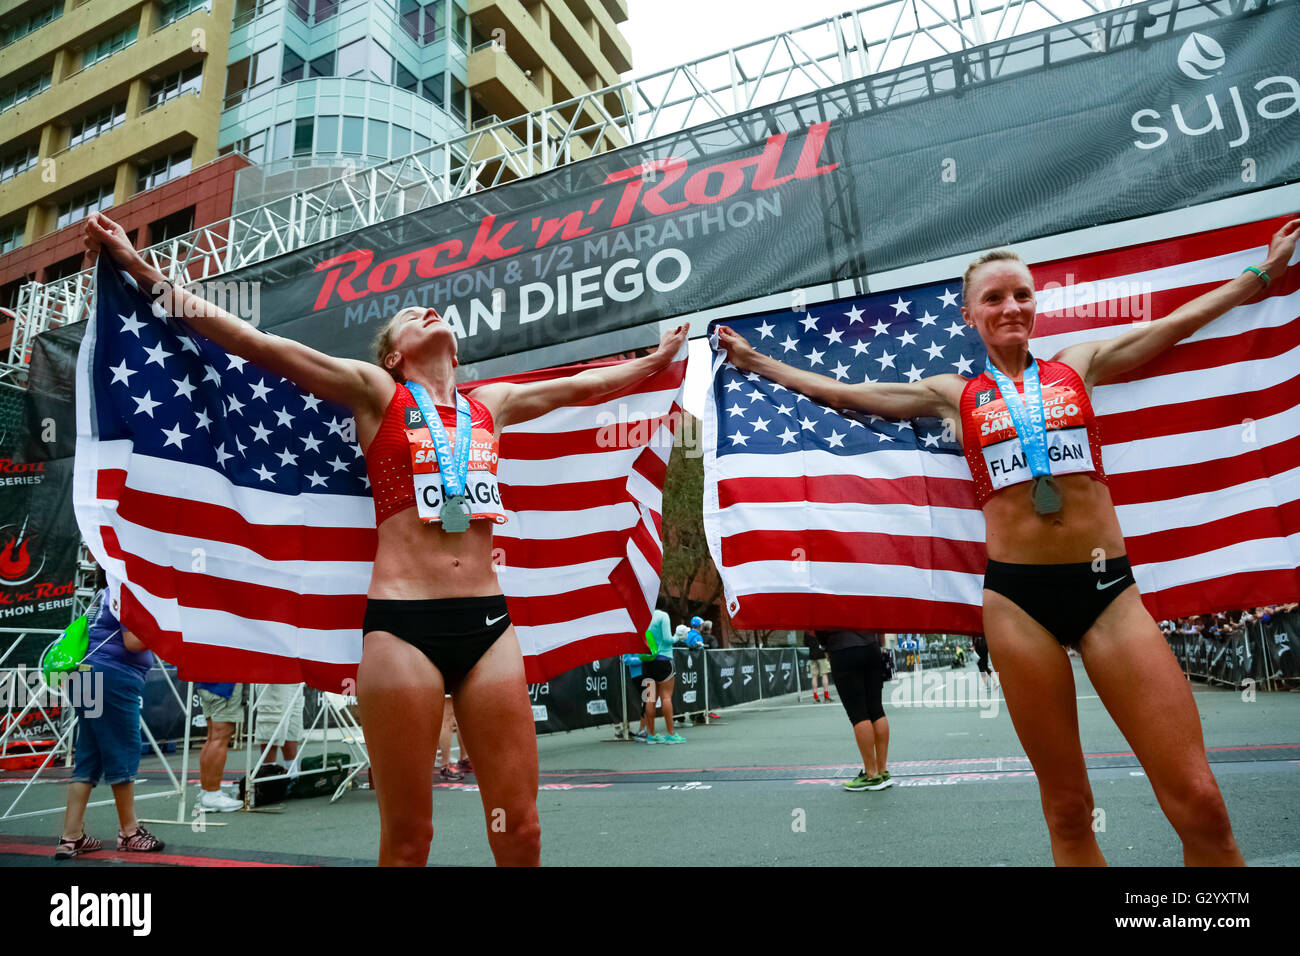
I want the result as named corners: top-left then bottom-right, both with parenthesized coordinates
top-left (984, 358), bottom-right (1052, 479)
top-left (405, 382), bottom-right (472, 500)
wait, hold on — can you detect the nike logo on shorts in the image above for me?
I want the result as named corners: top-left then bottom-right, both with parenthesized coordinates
top-left (1096, 577), bottom-right (1126, 591)
top-left (485, 612), bottom-right (508, 626)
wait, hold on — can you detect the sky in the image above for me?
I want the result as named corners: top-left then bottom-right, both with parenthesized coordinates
top-left (623, 0), bottom-right (872, 75)
top-left (621, 1), bottom-right (872, 416)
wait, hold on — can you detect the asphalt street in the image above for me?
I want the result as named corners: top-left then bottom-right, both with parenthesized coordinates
top-left (3, 658), bottom-right (1297, 867)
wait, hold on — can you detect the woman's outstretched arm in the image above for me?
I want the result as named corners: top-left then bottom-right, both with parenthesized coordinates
top-left (714, 324), bottom-right (965, 422)
top-left (85, 213), bottom-right (390, 415)
top-left (1056, 216), bottom-right (1299, 388)
top-left (471, 323), bottom-right (689, 429)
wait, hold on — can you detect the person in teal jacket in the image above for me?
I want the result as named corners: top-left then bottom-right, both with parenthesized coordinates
top-left (629, 610), bottom-right (684, 744)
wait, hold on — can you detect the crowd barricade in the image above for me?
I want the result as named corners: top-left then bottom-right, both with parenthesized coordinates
top-left (1166, 609), bottom-right (1300, 690)
top-left (527, 646), bottom-right (810, 736)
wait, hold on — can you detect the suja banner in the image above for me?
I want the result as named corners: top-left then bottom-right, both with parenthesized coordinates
top-left (220, 1), bottom-right (1300, 366)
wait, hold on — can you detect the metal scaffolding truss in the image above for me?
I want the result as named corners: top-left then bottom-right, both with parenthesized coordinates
top-left (5, 0), bottom-right (1271, 368)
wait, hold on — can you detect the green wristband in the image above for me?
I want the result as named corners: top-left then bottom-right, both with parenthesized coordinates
top-left (1243, 265), bottom-right (1270, 286)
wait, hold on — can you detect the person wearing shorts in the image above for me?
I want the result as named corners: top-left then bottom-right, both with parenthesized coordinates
top-left (818, 630), bottom-right (893, 792)
top-left (804, 631), bottom-right (833, 702)
top-left (254, 683), bottom-right (305, 768)
top-left (974, 634), bottom-right (994, 693)
top-left (196, 682), bottom-right (245, 812)
top-left (55, 585), bottom-right (165, 858)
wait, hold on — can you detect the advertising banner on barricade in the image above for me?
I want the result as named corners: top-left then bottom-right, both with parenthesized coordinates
top-left (530, 657), bottom-right (624, 735)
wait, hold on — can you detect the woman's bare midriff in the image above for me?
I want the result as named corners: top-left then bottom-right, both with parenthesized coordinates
top-left (982, 473), bottom-right (1128, 565)
top-left (366, 507), bottom-right (502, 601)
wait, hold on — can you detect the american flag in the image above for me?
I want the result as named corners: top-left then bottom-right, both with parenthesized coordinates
top-left (704, 215), bottom-right (1300, 632)
top-left (74, 258), bottom-right (684, 690)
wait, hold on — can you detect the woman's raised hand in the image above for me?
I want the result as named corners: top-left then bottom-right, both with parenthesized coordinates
top-left (652, 323), bottom-right (690, 365)
top-left (1263, 216), bottom-right (1300, 279)
top-left (713, 325), bottom-right (759, 371)
top-left (84, 212), bottom-right (147, 278)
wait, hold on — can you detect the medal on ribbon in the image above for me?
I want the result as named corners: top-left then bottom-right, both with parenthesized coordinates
top-left (406, 383), bottom-right (474, 533)
top-left (984, 358), bottom-right (1062, 516)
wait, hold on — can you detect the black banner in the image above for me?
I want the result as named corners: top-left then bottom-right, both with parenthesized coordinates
top-left (670, 647), bottom-right (705, 714)
top-left (212, 3), bottom-right (1299, 367)
top-left (1166, 610), bottom-right (1300, 686)
top-left (529, 656), bottom-right (624, 734)
top-left (0, 457), bottom-right (79, 656)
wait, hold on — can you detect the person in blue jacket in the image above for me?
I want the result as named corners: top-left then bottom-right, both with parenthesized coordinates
top-left (55, 580), bottom-right (165, 858)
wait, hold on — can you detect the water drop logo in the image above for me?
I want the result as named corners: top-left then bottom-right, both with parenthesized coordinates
top-left (1177, 32), bottom-right (1225, 80)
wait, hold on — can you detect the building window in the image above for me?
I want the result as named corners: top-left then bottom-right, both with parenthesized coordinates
top-left (0, 72), bottom-right (51, 113)
top-left (293, 117), bottom-right (313, 156)
top-left (148, 63), bottom-right (203, 109)
top-left (449, 76), bottom-right (466, 121)
top-left (222, 129), bottom-right (267, 163)
top-left (316, 115), bottom-right (339, 153)
top-left (400, 0), bottom-right (441, 45)
top-left (367, 119), bottom-right (387, 156)
top-left (67, 101), bottom-right (127, 150)
top-left (158, 0), bottom-right (211, 28)
top-left (232, 0), bottom-right (272, 28)
top-left (56, 182), bottom-right (115, 230)
top-left (341, 116), bottom-right (363, 154)
top-left (392, 126), bottom-right (411, 157)
top-left (80, 23), bottom-right (138, 71)
top-left (0, 221), bottom-right (23, 255)
top-left (421, 73), bottom-right (444, 107)
top-left (0, 144), bottom-right (39, 183)
top-left (395, 62), bottom-right (417, 94)
top-left (338, 38), bottom-right (391, 84)
top-left (137, 147), bottom-right (193, 193)
top-left (272, 121), bottom-right (292, 161)
top-left (289, 0), bottom-right (339, 25)
top-left (282, 46), bottom-right (305, 83)
top-left (0, 3), bottom-right (61, 49)
top-left (150, 207), bottom-right (195, 243)
top-left (451, 2), bottom-right (467, 50)
top-left (309, 51), bottom-right (334, 78)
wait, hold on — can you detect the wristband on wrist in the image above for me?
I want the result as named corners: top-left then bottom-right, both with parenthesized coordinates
top-left (1243, 265), bottom-right (1270, 286)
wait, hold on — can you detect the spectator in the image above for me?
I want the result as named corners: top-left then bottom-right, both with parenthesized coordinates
top-left (642, 609), bottom-right (683, 744)
top-left (436, 697), bottom-right (471, 780)
top-left (699, 620), bottom-right (717, 648)
top-left (818, 629), bottom-right (893, 791)
top-left (254, 683), bottom-right (305, 771)
top-left (54, 583), bottom-right (166, 858)
top-left (196, 682), bottom-right (245, 812)
top-left (973, 633), bottom-right (994, 694)
top-left (804, 631), bottom-right (833, 702)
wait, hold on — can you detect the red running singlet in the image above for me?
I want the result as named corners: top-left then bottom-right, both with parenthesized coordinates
top-left (958, 359), bottom-right (1107, 507)
top-left (364, 384), bottom-right (504, 527)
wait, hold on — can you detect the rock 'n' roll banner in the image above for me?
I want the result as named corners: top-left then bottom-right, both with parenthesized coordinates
top-left (219, 2), bottom-right (1299, 365)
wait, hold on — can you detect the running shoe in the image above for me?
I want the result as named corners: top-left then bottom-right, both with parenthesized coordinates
top-left (824, 694), bottom-right (834, 702)
top-left (646, 734), bottom-right (665, 744)
top-left (843, 771), bottom-right (874, 791)
top-left (54, 832), bottom-right (102, 860)
top-left (118, 825), bottom-right (165, 853)
top-left (879, 770), bottom-right (893, 785)
top-left (438, 764), bottom-right (465, 781)
top-left (456, 756), bottom-right (473, 774)
top-left (864, 774), bottom-right (892, 791)
top-left (812, 692), bottom-right (820, 701)
top-left (664, 733), bottom-right (687, 744)
top-left (632, 729), bottom-right (649, 743)
top-left (198, 789), bottom-right (243, 812)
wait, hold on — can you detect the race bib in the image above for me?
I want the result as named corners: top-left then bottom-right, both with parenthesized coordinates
top-left (974, 383), bottom-right (1095, 491)
top-left (405, 414), bottom-right (507, 525)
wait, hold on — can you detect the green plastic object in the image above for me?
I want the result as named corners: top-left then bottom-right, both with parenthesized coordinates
top-left (41, 615), bottom-right (89, 683)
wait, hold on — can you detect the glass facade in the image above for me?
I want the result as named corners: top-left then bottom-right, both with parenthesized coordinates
top-left (218, 0), bottom-right (469, 183)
